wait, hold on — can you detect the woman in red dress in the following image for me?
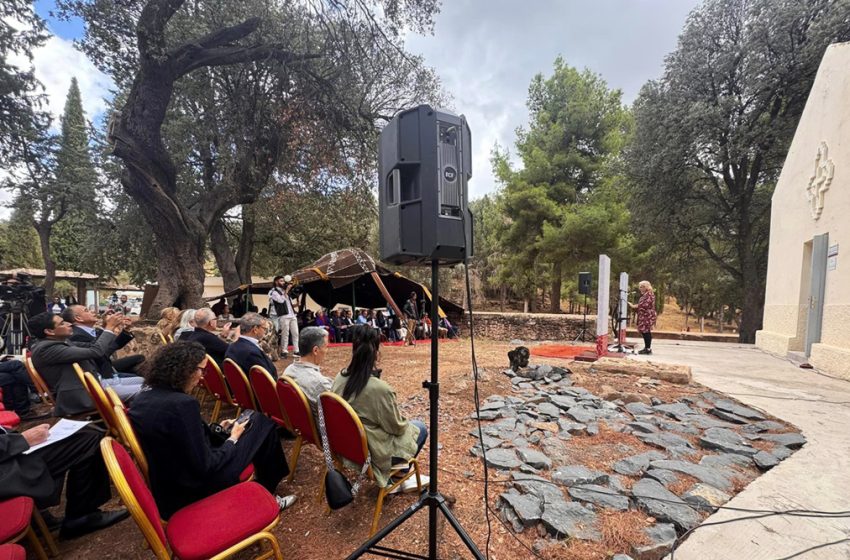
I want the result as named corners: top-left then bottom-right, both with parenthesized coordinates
top-left (628, 280), bottom-right (657, 355)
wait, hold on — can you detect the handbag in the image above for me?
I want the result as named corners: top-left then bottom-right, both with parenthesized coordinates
top-left (316, 397), bottom-right (370, 510)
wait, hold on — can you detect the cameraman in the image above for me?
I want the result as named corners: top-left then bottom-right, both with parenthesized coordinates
top-left (268, 275), bottom-right (299, 359)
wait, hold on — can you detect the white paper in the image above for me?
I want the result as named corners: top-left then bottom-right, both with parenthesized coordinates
top-left (23, 419), bottom-right (90, 454)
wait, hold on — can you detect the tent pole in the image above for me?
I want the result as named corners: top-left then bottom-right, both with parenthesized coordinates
top-left (370, 272), bottom-right (404, 319)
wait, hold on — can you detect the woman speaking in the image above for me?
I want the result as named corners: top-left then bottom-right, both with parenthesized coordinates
top-left (628, 280), bottom-right (657, 355)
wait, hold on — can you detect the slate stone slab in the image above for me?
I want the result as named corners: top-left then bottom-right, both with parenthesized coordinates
top-left (613, 451), bottom-right (667, 476)
top-left (699, 428), bottom-right (758, 456)
top-left (540, 501), bottom-right (601, 541)
top-left (498, 489), bottom-right (543, 527)
top-left (552, 465), bottom-right (609, 487)
top-left (470, 409), bottom-right (501, 420)
top-left (511, 472), bottom-right (565, 503)
top-left (699, 453), bottom-right (753, 470)
top-left (771, 445), bottom-right (794, 460)
top-left (632, 478), bottom-right (701, 531)
top-left (613, 555), bottom-right (635, 560)
top-left (566, 407), bottom-right (597, 424)
top-left (653, 402), bottom-right (696, 421)
top-left (682, 483), bottom-right (731, 510)
top-left (631, 523), bottom-right (677, 560)
top-left (568, 484), bottom-right (630, 511)
top-left (558, 419), bottom-right (588, 435)
top-left (627, 421), bottom-right (658, 434)
top-left (636, 431), bottom-right (695, 454)
top-left (537, 402), bottom-right (561, 419)
top-left (713, 399), bottom-right (765, 420)
top-left (656, 420), bottom-right (701, 436)
top-left (649, 459), bottom-right (733, 492)
top-left (644, 468), bottom-right (678, 487)
top-left (742, 420), bottom-right (785, 433)
top-left (758, 432), bottom-right (806, 449)
top-left (480, 400), bottom-right (506, 412)
top-left (484, 448), bottom-right (522, 470)
top-left (708, 408), bottom-right (749, 424)
top-left (625, 402), bottom-right (655, 416)
top-left (518, 447), bottom-right (552, 470)
top-left (550, 395), bottom-right (578, 410)
top-left (753, 450), bottom-right (780, 470)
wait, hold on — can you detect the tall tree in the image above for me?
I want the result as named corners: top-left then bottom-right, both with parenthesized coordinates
top-left (0, 209), bottom-right (42, 269)
top-left (60, 0), bottom-right (441, 315)
top-left (626, 0), bottom-right (850, 342)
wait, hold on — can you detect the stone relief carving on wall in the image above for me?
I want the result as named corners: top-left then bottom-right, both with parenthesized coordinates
top-left (806, 141), bottom-right (835, 220)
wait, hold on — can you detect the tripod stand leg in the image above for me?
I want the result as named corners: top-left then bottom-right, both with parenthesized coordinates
top-left (437, 497), bottom-right (485, 558)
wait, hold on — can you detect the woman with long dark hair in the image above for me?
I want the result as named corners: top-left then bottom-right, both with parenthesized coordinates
top-left (331, 325), bottom-right (428, 490)
top-left (128, 342), bottom-right (295, 518)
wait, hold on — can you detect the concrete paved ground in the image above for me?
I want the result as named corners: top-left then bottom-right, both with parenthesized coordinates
top-left (624, 339), bottom-right (850, 560)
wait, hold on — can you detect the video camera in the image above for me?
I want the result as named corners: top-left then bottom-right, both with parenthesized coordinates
top-left (0, 274), bottom-right (45, 316)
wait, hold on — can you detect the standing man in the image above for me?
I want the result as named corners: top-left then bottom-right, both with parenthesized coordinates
top-left (403, 292), bottom-right (419, 346)
top-left (268, 275), bottom-right (300, 358)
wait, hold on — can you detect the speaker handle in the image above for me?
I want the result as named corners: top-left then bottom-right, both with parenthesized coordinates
top-left (388, 168), bottom-right (401, 206)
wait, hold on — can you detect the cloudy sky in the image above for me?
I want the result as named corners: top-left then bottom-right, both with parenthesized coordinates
top-left (21, 0), bottom-right (703, 201)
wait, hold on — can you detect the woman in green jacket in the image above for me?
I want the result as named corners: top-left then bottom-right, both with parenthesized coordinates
top-left (331, 325), bottom-right (428, 489)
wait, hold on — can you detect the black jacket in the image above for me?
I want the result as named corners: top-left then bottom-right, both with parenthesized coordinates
top-left (403, 299), bottom-right (418, 320)
top-left (30, 331), bottom-right (118, 416)
top-left (224, 337), bottom-right (276, 378)
top-left (68, 325), bottom-right (133, 379)
top-left (0, 427), bottom-right (54, 502)
top-left (184, 329), bottom-right (229, 367)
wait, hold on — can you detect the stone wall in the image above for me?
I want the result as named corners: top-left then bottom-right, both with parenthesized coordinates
top-left (464, 312), bottom-right (596, 342)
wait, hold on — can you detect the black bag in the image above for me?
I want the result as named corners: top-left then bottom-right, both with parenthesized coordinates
top-left (208, 423), bottom-right (230, 446)
top-left (324, 468), bottom-right (354, 510)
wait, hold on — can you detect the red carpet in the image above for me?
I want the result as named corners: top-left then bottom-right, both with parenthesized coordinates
top-left (530, 344), bottom-right (595, 359)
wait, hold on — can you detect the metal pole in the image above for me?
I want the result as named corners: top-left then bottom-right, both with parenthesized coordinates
top-left (428, 260), bottom-right (439, 557)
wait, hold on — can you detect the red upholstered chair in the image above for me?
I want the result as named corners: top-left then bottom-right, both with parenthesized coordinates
top-left (0, 544), bottom-right (26, 560)
top-left (201, 357), bottom-right (236, 423)
top-left (100, 438), bottom-right (282, 560)
top-left (221, 359), bottom-right (257, 414)
top-left (73, 364), bottom-right (121, 440)
top-left (318, 392), bottom-right (422, 536)
top-left (0, 388), bottom-right (20, 429)
top-left (112, 404), bottom-right (150, 483)
top-left (248, 366), bottom-right (288, 428)
top-left (276, 376), bottom-right (320, 483)
top-left (23, 356), bottom-right (54, 408)
top-left (0, 497), bottom-right (58, 560)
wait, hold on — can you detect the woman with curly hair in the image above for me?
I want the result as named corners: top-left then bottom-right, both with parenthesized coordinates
top-left (628, 280), bottom-right (657, 355)
top-left (128, 342), bottom-right (295, 519)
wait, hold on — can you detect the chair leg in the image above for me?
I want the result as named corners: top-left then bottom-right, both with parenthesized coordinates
top-left (210, 399), bottom-right (222, 424)
top-left (371, 488), bottom-right (387, 536)
top-left (286, 436), bottom-right (303, 482)
top-left (31, 509), bottom-right (59, 557)
top-left (25, 526), bottom-right (49, 560)
top-left (317, 467), bottom-right (327, 504)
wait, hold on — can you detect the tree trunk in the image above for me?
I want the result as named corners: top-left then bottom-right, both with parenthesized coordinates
top-left (738, 262), bottom-right (765, 343)
top-left (550, 261), bottom-right (562, 313)
top-left (210, 220), bottom-right (241, 294)
top-left (718, 307), bottom-right (724, 333)
top-left (499, 285), bottom-right (507, 312)
top-left (528, 290), bottom-right (538, 313)
top-left (151, 233), bottom-right (206, 314)
top-left (35, 224), bottom-right (56, 299)
top-left (235, 204), bottom-right (255, 283)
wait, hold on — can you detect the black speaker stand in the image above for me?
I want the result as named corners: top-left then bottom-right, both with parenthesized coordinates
top-left (573, 292), bottom-right (591, 343)
top-left (345, 261), bottom-right (484, 560)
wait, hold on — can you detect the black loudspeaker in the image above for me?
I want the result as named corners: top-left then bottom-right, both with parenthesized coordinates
top-left (378, 105), bottom-right (473, 266)
top-left (578, 272), bottom-right (592, 295)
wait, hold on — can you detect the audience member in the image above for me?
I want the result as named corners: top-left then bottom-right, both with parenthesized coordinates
top-left (184, 308), bottom-right (238, 366)
top-left (356, 309), bottom-right (368, 325)
top-left (282, 327), bottom-right (331, 417)
top-left (210, 297), bottom-right (226, 317)
top-left (128, 342), bottom-right (295, 519)
top-left (156, 307), bottom-right (179, 338)
top-left (217, 304), bottom-right (235, 322)
top-left (403, 292), bottom-right (418, 346)
top-left (0, 357), bottom-right (36, 418)
top-left (440, 316), bottom-right (459, 338)
top-left (63, 305), bottom-right (145, 376)
top-left (173, 308), bottom-right (196, 340)
top-left (268, 276), bottom-right (299, 358)
top-left (109, 294), bottom-right (131, 315)
top-left (329, 309), bottom-right (346, 343)
top-left (0, 423), bottom-right (129, 538)
top-left (48, 296), bottom-right (65, 314)
top-left (331, 325), bottom-right (428, 490)
top-left (375, 310), bottom-right (391, 341)
top-left (28, 312), bottom-right (143, 416)
top-left (313, 309), bottom-right (334, 341)
top-left (224, 312), bottom-right (277, 378)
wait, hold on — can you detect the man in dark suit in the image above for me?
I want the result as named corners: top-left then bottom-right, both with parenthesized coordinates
top-left (184, 308), bottom-right (238, 366)
top-left (62, 306), bottom-right (144, 376)
top-left (224, 312), bottom-right (276, 378)
top-left (0, 423), bottom-right (129, 538)
top-left (27, 312), bottom-right (142, 417)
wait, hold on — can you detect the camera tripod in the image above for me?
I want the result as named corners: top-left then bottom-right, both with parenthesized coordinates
top-left (345, 261), bottom-right (484, 560)
top-left (573, 292), bottom-right (592, 343)
top-left (0, 310), bottom-right (30, 355)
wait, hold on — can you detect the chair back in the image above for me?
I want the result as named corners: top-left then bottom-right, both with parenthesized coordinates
top-left (157, 332), bottom-right (168, 345)
top-left (249, 366), bottom-right (288, 427)
top-left (318, 392), bottom-right (370, 467)
top-left (166, 334), bottom-right (174, 343)
top-left (104, 386), bottom-right (124, 409)
top-left (277, 376), bottom-right (320, 447)
top-left (112, 404), bottom-right (149, 482)
top-left (100, 438), bottom-right (169, 560)
top-left (24, 356), bottom-right (54, 406)
top-left (201, 357), bottom-right (234, 405)
top-left (222, 359), bottom-right (257, 410)
top-left (74, 364), bottom-right (121, 438)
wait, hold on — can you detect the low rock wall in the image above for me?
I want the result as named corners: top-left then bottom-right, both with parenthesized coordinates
top-left (462, 312), bottom-right (597, 342)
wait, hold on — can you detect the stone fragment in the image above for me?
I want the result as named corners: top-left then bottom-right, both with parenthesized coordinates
top-left (631, 523), bottom-right (677, 560)
top-left (480, 400), bottom-right (507, 412)
top-left (557, 419), bottom-right (587, 435)
top-left (644, 468), bottom-right (679, 487)
top-left (753, 450), bottom-right (780, 470)
top-left (498, 490), bottom-right (543, 527)
top-left (699, 453), bottom-right (753, 469)
top-left (550, 395), bottom-right (578, 410)
top-left (708, 409), bottom-right (749, 424)
top-left (540, 501), bottom-right (601, 541)
top-left (586, 423), bottom-right (600, 436)
top-left (758, 432), bottom-right (806, 449)
top-left (511, 472), bottom-right (565, 503)
top-left (771, 446), bottom-right (794, 460)
top-left (625, 402), bottom-right (655, 416)
top-left (699, 428), bottom-right (758, 456)
top-left (682, 483), bottom-right (731, 510)
top-left (537, 402), bottom-right (561, 419)
top-left (649, 459), bottom-right (733, 492)
top-left (632, 478), bottom-right (701, 531)
top-left (517, 447), bottom-right (552, 470)
top-left (653, 402), bottom-right (696, 421)
top-left (499, 502), bottom-right (524, 532)
top-left (568, 484), bottom-right (630, 511)
top-left (552, 465), bottom-right (609, 487)
top-left (530, 421), bottom-right (559, 433)
top-left (470, 409), bottom-right (500, 420)
top-left (566, 407), bottom-right (597, 424)
top-left (713, 399), bottom-right (766, 420)
top-left (742, 420), bottom-right (785, 433)
top-left (627, 421), bottom-right (657, 434)
top-left (636, 431), bottom-right (695, 454)
top-left (656, 420), bottom-right (701, 436)
top-left (613, 451), bottom-right (667, 476)
top-left (484, 448), bottom-right (522, 470)
top-left (613, 555), bottom-right (635, 560)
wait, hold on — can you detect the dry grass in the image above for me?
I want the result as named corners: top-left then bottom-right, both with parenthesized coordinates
top-left (750, 439), bottom-right (775, 452)
top-left (667, 474), bottom-right (700, 496)
top-left (599, 509), bottom-right (652, 550)
top-left (544, 539), bottom-right (611, 560)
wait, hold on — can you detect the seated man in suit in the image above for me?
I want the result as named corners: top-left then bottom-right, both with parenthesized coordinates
top-left (184, 308), bottom-right (238, 366)
top-left (0, 423), bottom-right (129, 538)
top-left (28, 312), bottom-right (144, 416)
top-left (224, 312), bottom-right (277, 378)
top-left (62, 306), bottom-right (145, 376)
